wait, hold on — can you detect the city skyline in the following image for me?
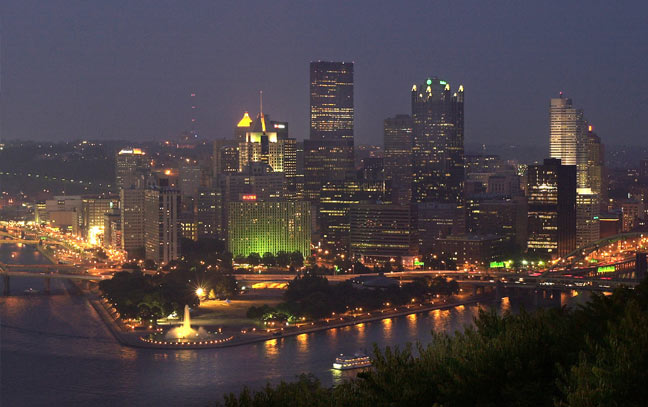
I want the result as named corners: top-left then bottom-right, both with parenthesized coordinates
top-left (2, 1), bottom-right (648, 146)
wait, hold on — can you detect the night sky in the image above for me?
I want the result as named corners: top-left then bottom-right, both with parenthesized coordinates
top-left (2, 1), bottom-right (647, 146)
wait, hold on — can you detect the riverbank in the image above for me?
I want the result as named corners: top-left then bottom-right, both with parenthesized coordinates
top-left (87, 288), bottom-right (494, 350)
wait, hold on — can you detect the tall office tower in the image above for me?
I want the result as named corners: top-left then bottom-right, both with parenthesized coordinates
top-left (228, 199), bottom-right (311, 257)
top-left (585, 125), bottom-right (607, 210)
top-left (196, 187), bottom-right (224, 240)
top-left (527, 158), bottom-right (577, 258)
top-left (144, 187), bottom-right (181, 265)
top-left (310, 61), bottom-right (354, 141)
top-left (550, 94), bottom-right (588, 188)
top-left (384, 115), bottom-right (413, 205)
top-left (411, 77), bottom-right (464, 204)
top-left (576, 188), bottom-right (600, 249)
top-left (120, 188), bottom-right (146, 257)
top-left (305, 61), bottom-right (356, 201)
top-left (115, 148), bottom-right (149, 189)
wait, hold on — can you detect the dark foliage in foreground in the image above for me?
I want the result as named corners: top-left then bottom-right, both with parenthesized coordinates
top-left (221, 280), bottom-right (648, 406)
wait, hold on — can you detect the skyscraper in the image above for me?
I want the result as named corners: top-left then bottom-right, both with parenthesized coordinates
top-left (305, 62), bottom-right (356, 202)
top-left (550, 94), bottom-right (588, 188)
top-left (576, 188), bottom-right (600, 249)
top-left (120, 188), bottom-right (146, 257)
top-left (115, 148), bottom-right (149, 190)
top-left (384, 115), bottom-right (413, 205)
top-left (527, 158), bottom-right (577, 258)
top-left (309, 61), bottom-right (354, 141)
top-left (144, 187), bottom-right (181, 265)
top-left (586, 125), bottom-right (607, 211)
top-left (411, 77), bottom-right (464, 204)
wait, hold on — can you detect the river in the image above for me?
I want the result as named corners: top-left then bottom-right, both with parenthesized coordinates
top-left (0, 243), bottom-right (588, 406)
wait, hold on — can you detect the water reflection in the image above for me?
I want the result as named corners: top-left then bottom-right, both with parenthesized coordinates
top-left (264, 338), bottom-right (279, 359)
top-left (296, 333), bottom-right (309, 353)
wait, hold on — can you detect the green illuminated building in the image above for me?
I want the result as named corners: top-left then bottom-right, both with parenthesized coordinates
top-left (227, 200), bottom-right (311, 257)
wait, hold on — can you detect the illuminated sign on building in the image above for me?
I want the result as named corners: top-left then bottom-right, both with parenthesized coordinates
top-left (597, 265), bottom-right (615, 273)
top-left (241, 194), bottom-right (257, 201)
top-left (490, 261), bottom-right (505, 268)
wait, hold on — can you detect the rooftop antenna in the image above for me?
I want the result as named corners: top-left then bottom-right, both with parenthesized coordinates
top-left (190, 92), bottom-right (198, 139)
top-left (259, 90), bottom-right (266, 132)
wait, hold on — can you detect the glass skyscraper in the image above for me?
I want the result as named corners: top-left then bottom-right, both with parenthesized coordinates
top-left (411, 77), bottom-right (464, 204)
top-left (550, 94), bottom-right (588, 188)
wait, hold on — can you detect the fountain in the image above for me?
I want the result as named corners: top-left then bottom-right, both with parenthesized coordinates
top-left (165, 305), bottom-right (212, 341)
top-left (141, 304), bottom-right (234, 346)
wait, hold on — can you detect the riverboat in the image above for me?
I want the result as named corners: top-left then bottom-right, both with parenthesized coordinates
top-left (332, 353), bottom-right (372, 370)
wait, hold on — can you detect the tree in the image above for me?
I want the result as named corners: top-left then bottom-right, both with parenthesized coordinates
top-left (247, 252), bottom-right (261, 266)
top-left (262, 252), bottom-right (276, 267)
top-left (290, 251), bottom-right (304, 268)
top-left (276, 251), bottom-right (291, 267)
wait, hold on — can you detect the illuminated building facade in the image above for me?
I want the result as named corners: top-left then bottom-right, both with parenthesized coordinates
top-left (144, 187), bottom-right (181, 265)
top-left (318, 180), bottom-right (382, 252)
top-left (227, 200), bottom-right (311, 257)
top-left (550, 95), bottom-right (588, 188)
top-left (310, 61), bottom-right (354, 141)
top-left (411, 77), bottom-right (464, 204)
top-left (526, 158), bottom-right (576, 258)
top-left (576, 188), bottom-right (600, 249)
top-left (384, 115), bottom-right (413, 205)
top-left (115, 148), bottom-right (149, 189)
top-left (585, 125), bottom-right (607, 210)
top-left (305, 61), bottom-right (355, 202)
top-left (82, 197), bottom-right (119, 244)
top-left (349, 203), bottom-right (417, 260)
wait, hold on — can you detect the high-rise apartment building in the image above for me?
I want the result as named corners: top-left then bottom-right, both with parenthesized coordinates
top-left (550, 95), bottom-right (588, 188)
top-left (384, 115), bottom-right (413, 205)
top-left (115, 148), bottom-right (149, 190)
top-left (411, 77), bottom-right (464, 204)
top-left (527, 158), bottom-right (576, 258)
top-left (144, 188), bottom-right (181, 265)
